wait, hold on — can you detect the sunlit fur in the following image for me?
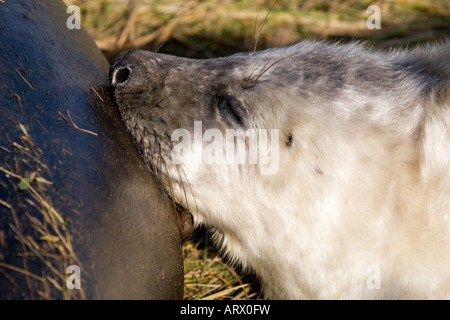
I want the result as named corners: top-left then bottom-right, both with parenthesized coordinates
top-left (112, 40), bottom-right (450, 299)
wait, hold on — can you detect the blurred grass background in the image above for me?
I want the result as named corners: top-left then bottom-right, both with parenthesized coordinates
top-left (63, 0), bottom-right (450, 299)
top-left (66, 0), bottom-right (449, 61)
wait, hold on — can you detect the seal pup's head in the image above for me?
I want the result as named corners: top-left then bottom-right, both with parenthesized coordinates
top-left (109, 47), bottom-right (304, 225)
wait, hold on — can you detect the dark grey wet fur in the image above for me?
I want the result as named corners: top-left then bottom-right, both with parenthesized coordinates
top-left (109, 40), bottom-right (450, 299)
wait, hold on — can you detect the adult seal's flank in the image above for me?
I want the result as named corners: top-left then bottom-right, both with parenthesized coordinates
top-left (0, 0), bottom-right (184, 299)
top-left (110, 40), bottom-right (450, 299)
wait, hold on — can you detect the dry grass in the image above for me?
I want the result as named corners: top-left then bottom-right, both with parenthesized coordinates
top-left (183, 232), bottom-right (260, 300)
top-left (0, 122), bottom-right (84, 299)
top-left (62, 0), bottom-right (450, 300)
top-left (66, 0), bottom-right (450, 60)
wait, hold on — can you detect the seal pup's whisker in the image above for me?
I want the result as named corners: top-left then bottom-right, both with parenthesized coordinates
top-left (251, 0), bottom-right (279, 52)
top-left (244, 54), bottom-right (295, 89)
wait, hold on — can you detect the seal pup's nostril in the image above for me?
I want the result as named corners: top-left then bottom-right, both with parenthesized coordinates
top-left (111, 66), bottom-right (132, 86)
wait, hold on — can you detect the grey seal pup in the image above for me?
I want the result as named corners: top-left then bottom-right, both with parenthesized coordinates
top-left (110, 40), bottom-right (450, 299)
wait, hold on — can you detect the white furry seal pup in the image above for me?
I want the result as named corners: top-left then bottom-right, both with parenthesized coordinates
top-left (110, 40), bottom-right (450, 299)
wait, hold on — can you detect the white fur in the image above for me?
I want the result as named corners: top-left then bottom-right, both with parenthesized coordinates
top-left (115, 40), bottom-right (450, 299)
top-left (163, 42), bottom-right (450, 299)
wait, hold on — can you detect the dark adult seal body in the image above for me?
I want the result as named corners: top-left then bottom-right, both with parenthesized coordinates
top-left (110, 40), bottom-right (450, 299)
top-left (0, 0), bottom-right (184, 299)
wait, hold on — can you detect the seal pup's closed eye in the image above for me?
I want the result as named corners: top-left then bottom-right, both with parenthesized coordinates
top-left (110, 40), bottom-right (450, 299)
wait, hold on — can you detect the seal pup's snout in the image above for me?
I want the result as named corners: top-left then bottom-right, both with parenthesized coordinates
top-left (110, 66), bottom-right (132, 86)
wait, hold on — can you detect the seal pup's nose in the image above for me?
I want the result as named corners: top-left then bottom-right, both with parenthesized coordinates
top-left (110, 65), bottom-right (132, 86)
